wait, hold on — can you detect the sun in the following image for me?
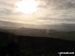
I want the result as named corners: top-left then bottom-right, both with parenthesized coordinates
top-left (16, 0), bottom-right (38, 14)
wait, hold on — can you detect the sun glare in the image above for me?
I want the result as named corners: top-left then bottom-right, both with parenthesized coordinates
top-left (16, 0), bottom-right (38, 14)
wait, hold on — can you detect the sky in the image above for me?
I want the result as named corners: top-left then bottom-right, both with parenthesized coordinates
top-left (0, 0), bottom-right (75, 28)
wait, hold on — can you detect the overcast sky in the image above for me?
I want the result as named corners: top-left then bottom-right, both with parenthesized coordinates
top-left (0, 0), bottom-right (75, 25)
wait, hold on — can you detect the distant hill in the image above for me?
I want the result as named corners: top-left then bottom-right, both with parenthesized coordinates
top-left (0, 27), bottom-right (75, 41)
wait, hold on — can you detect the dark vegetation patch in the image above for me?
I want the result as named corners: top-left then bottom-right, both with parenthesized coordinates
top-left (0, 31), bottom-right (75, 56)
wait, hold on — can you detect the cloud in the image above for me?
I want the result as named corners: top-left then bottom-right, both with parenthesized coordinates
top-left (0, 8), bottom-right (12, 15)
top-left (0, 0), bottom-right (75, 24)
top-left (36, 0), bottom-right (75, 23)
top-left (0, 0), bottom-right (19, 15)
